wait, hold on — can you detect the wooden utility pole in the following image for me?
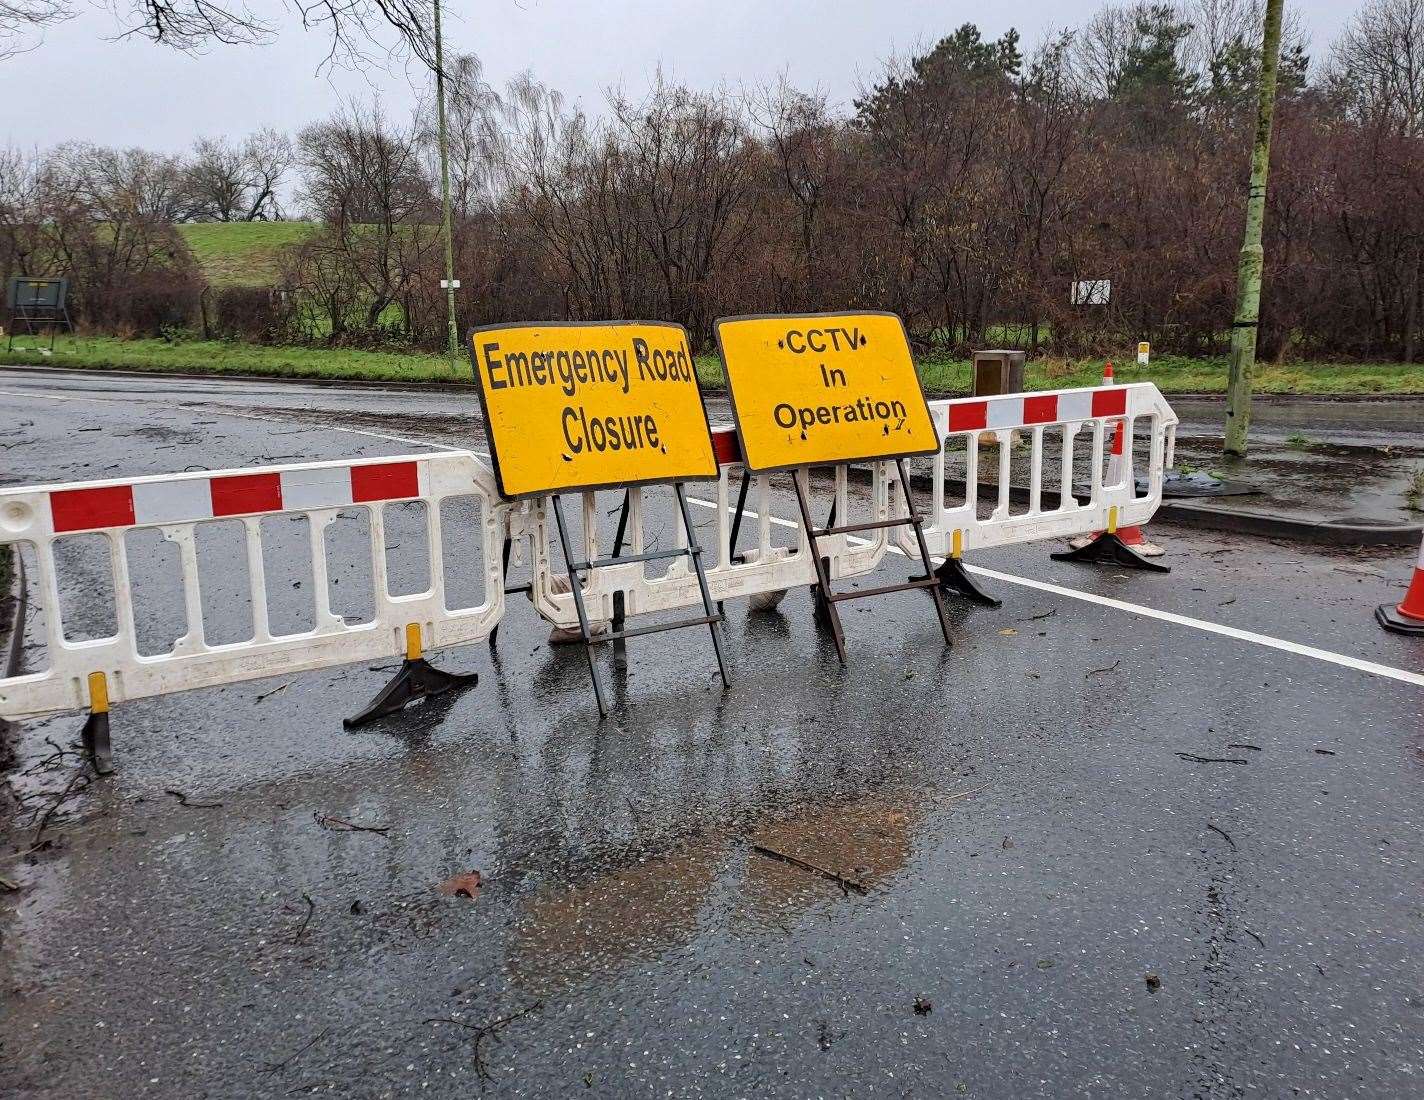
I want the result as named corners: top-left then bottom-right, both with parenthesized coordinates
top-left (1224, 0), bottom-right (1285, 457)
top-left (433, 0), bottom-right (459, 363)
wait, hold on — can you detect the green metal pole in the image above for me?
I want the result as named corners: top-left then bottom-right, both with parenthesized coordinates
top-left (1223, 0), bottom-right (1284, 457)
top-left (433, 0), bottom-right (459, 363)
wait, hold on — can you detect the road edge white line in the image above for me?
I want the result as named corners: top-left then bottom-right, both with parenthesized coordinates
top-left (681, 492), bottom-right (1424, 689)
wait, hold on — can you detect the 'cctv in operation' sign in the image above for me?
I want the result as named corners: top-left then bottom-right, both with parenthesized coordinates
top-left (468, 321), bottom-right (717, 499)
top-left (714, 311), bottom-right (938, 472)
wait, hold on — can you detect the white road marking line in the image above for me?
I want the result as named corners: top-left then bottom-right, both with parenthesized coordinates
top-left (681, 492), bottom-right (1424, 689)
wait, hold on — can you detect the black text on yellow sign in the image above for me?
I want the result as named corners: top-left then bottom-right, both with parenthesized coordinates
top-left (468, 321), bottom-right (718, 499)
top-left (714, 311), bottom-right (939, 472)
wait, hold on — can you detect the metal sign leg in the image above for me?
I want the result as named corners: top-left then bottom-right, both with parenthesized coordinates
top-left (897, 459), bottom-right (954, 648)
top-left (793, 470), bottom-right (847, 664)
top-left (675, 482), bottom-right (730, 688)
top-left (551, 493), bottom-right (608, 718)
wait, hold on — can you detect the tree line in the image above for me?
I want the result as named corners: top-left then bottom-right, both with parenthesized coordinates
top-left (3, 0), bottom-right (1423, 363)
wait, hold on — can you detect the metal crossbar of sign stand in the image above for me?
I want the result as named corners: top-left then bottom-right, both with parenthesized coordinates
top-left (792, 462), bottom-right (952, 663)
top-left (549, 484), bottom-right (728, 717)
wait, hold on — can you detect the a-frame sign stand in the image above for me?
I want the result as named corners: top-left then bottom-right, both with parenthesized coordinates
top-left (468, 319), bottom-right (729, 720)
top-left (791, 460), bottom-right (952, 663)
top-left (549, 483), bottom-right (728, 717)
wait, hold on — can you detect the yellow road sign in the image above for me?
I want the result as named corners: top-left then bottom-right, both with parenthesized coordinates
top-left (714, 311), bottom-right (938, 472)
top-left (469, 321), bottom-right (717, 499)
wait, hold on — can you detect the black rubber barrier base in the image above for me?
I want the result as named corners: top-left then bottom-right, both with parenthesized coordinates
top-left (930, 556), bottom-right (1002, 608)
top-left (80, 710), bottom-right (113, 776)
top-left (1051, 532), bottom-right (1171, 573)
top-left (344, 658), bottom-right (480, 729)
top-left (1376, 603), bottom-right (1424, 637)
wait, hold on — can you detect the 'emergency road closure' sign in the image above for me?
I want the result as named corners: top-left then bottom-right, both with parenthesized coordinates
top-left (468, 321), bottom-right (717, 499)
top-left (714, 311), bottom-right (938, 472)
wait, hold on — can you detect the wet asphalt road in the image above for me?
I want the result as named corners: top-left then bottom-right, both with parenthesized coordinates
top-left (2, 369), bottom-right (1424, 1099)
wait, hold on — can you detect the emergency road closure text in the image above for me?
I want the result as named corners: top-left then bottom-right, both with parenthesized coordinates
top-left (469, 322), bottom-right (716, 498)
top-left (715, 311), bottom-right (938, 472)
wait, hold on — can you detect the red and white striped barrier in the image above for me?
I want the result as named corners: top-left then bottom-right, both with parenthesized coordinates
top-left (900, 382), bottom-right (1178, 561)
top-left (1377, 532), bottom-right (1424, 636)
top-left (0, 451), bottom-right (505, 720)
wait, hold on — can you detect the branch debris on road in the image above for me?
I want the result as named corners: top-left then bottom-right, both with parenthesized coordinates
top-left (165, 789), bottom-right (223, 808)
top-left (751, 844), bottom-right (868, 895)
top-left (425, 1001), bottom-right (544, 1081)
top-left (1176, 752), bottom-right (1249, 765)
top-left (314, 811), bottom-right (389, 835)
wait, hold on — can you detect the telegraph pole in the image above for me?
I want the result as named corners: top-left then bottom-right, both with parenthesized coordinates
top-left (433, 0), bottom-right (459, 362)
top-left (1223, 0), bottom-right (1284, 457)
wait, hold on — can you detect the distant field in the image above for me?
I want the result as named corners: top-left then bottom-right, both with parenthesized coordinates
top-left (6, 336), bottom-right (1424, 396)
top-left (178, 222), bottom-right (316, 288)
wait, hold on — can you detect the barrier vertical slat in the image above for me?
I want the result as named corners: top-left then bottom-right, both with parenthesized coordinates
top-left (1060, 424), bottom-right (1080, 513)
top-left (1029, 426), bottom-right (1044, 514)
top-left (369, 503), bottom-right (390, 604)
top-left (965, 431), bottom-right (980, 517)
top-left (308, 510), bottom-right (339, 629)
top-left (167, 525), bottom-right (206, 652)
top-left (1149, 417), bottom-right (1167, 498)
top-left (756, 476), bottom-right (773, 560)
top-left (994, 432), bottom-right (1012, 519)
top-left (426, 496), bottom-right (448, 611)
top-left (110, 529), bottom-right (138, 661)
top-left (37, 539), bottom-right (66, 655)
top-left (630, 487), bottom-right (645, 555)
top-left (715, 469), bottom-right (731, 569)
top-left (242, 517), bottom-right (271, 643)
top-left (1089, 421), bottom-right (1106, 500)
top-left (581, 492), bottom-right (598, 562)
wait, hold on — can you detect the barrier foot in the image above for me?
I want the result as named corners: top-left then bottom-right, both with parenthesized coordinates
top-left (344, 658), bottom-right (479, 729)
top-left (1051, 531), bottom-right (1170, 573)
top-left (80, 710), bottom-right (114, 776)
top-left (931, 557), bottom-right (1002, 608)
top-left (1376, 603), bottom-right (1424, 637)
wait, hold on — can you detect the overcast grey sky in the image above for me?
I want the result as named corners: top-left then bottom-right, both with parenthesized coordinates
top-left (1, 1), bottom-right (1355, 152)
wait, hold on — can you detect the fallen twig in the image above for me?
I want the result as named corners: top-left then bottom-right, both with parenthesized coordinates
top-left (751, 844), bottom-right (868, 895)
top-left (165, 789), bottom-right (223, 809)
top-left (1207, 822), bottom-right (1237, 850)
top-left (1226, 743), bottom-right (1262, 752)
top-left (1085, 660), bottom-right (1121, 678)
top-left (426, 1001), bottom-right (544, 1080)
top-left (254, 682), bottom-right (289, 704)
top-left (1176, 752), bottom-right (1249, 765)
top-left (292, 893), bottom-right (316, 945)
top-left (263, 1026), bottom-right (330, 1073)
top-left (314, 811), bottom-right (389, 836)
top-left (1015, 608), bottom-right (1059, 623)
top-left (1244, 928), bottom-right (1266, 949)
top-left (32, 769), bottom-right (90, 841)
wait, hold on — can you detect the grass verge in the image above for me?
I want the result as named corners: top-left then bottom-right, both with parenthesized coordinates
top-left (5, 336), bottom-right (1424, 395)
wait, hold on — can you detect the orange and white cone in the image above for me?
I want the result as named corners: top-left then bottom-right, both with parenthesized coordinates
top-left (1067, 361), bottom-right (1165, 556)
top-left (1377, 532), bottom-right (1424, 636)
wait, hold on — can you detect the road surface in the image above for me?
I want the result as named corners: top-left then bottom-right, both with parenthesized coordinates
top-left (1, 369), bottom-right (1422, 1099)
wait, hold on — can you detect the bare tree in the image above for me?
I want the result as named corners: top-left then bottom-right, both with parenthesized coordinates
top-left (0, 0), bottom-right (71, 57)
top-left (183, 129), bottom-right (290, 221)
top-left (0, 0), bottom-right (433, 71)
top-left (1326, 0), bottom-right (1424, 136)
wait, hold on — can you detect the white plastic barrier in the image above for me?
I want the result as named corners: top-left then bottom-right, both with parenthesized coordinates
top-left (527, 427), bottom-right (896, 628)
top-left (0, 451), bottom-right (504, 720)
top-left (899, 383), bottom-right (1178, 559)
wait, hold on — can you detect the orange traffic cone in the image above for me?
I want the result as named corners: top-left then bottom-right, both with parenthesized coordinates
top-left (1377, 533), bottom-right (1424, 636)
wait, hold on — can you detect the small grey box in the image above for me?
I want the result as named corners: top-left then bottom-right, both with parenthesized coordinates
top-left (972, 349), bottom-right (1025, 397)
